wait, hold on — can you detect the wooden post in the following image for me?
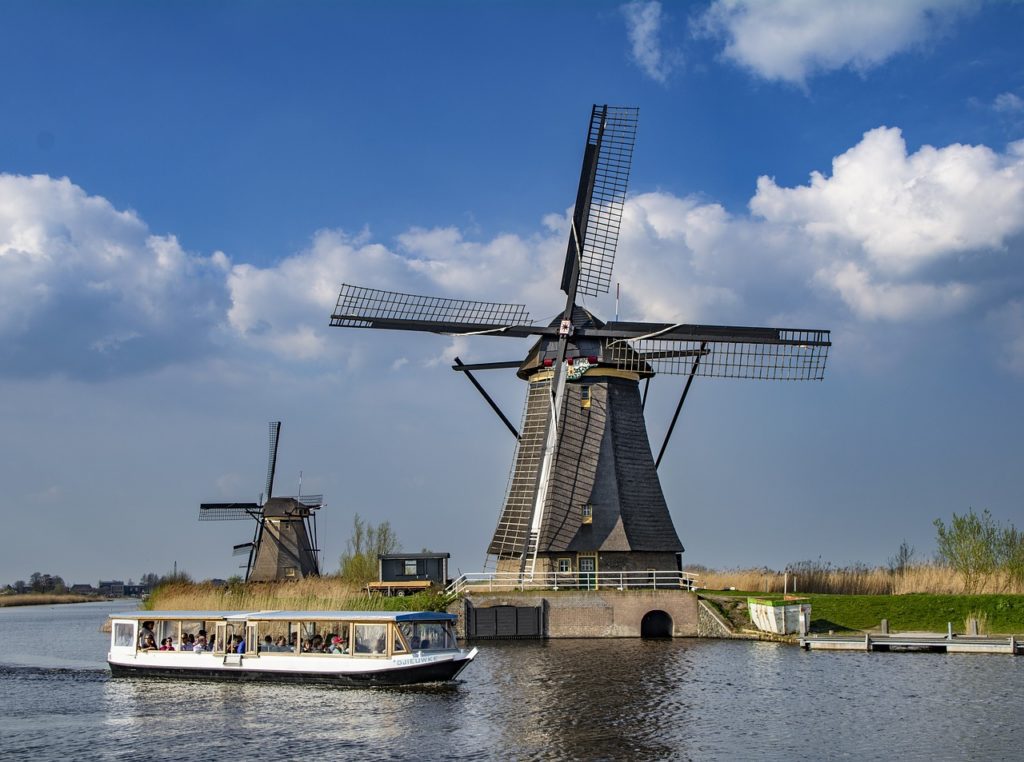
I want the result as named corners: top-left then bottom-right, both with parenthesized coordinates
top-left (881, 618), bottom-right (889, 635)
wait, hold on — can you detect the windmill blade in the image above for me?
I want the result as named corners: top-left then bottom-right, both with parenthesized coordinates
top-left (330, 284), bottom-right (536, 336)
top-left (561, 105), bottom-right (639, 299)
top-left (198, 503), bottom-right (263, 521)
top-left (232, 542), bottom-right (255, 556)
top-left (601, 327), bottom-right (831, 381)
top-left (265, 421), bottom-right (281, 501)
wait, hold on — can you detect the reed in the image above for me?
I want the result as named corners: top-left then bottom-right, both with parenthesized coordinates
top-left (146, 577), bottom-right (449, 612)
top-left (697, 563), bottom-right (1024, 596)
top-left (0, 593), bottom-right (97, 607)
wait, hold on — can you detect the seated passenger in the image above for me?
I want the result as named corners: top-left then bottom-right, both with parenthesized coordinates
top-left (275, 636), bottom-right (288, 651)
top-left (142, 634), bottom-right (157, 650)
top-left (194, 634), bottom-right (208, 651)
top-left (329, 636), bottom-right (347, 654)
top-left (159, 637), bottom-right (174, 651)
top-left (262, 635), bottom-right (274, 653)
top-left (311, 635), bottom-right (324, 652)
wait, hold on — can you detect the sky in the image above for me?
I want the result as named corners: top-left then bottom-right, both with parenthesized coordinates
top-left (2, 0), bottom-right (1023, 585)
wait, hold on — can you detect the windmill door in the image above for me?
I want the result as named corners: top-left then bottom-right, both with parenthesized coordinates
top-left (578, 554), bottom-right (597, 590)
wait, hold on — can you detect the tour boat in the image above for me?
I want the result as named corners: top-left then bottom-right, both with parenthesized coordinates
top-left (107, 609), bottom-right (477, 685)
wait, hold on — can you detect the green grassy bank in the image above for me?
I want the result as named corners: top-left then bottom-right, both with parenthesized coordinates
top-left (707, 591), bottom-right (1024, 634)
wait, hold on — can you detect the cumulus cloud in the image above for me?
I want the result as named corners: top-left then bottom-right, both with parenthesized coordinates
top-left (0, 174), bottom-right (229, 378)
top-left (622, 1), bottom-right (679, 83)
top-left (748, 128), bottom-right (1024, 323)
top-left (752, 128), bottom-right (1024, 274)
top-left (700, 0), bottom-right (978, 85)
top-left (5, 121), bottom-right (1023, 380)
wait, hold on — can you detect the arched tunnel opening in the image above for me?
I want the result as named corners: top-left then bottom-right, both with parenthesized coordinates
top-left (640, 610), bottom-right (673, 638)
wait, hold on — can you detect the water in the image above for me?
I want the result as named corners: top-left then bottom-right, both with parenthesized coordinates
top-left (0, 601), bottom-right (1021, 760)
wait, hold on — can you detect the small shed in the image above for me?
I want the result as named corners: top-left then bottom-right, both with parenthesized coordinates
top-left (367, 552), bottom-right (451, 596)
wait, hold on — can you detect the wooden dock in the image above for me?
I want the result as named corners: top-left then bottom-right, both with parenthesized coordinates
top-left (800, 633), bottom-right (1020, 654)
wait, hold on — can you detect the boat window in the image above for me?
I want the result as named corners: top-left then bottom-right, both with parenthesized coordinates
top-left (353, 623), bottom-right (388, 655)
top-left (252, 620), bottom-right (296, 653)
top-left (398, 621), bottom-right (457, 651)
top-left (392, 624), bottom-right (407, 654)
top-left (114, 622), bottom-right (135, 648)
top-left (299, 621), bottom-right (351, 654)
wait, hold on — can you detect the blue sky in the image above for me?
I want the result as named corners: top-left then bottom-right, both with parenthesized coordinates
top-left (2, 0), bottom-right (1023, 585)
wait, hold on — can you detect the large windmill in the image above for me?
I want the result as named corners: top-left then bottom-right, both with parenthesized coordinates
top-left (330, 105), bottom-right (830, 581)
top-left (199, 421), bottom-right (323, 582)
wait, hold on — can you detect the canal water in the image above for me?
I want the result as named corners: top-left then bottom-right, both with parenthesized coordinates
top-left (0, 600), bottom-right (1021, 760)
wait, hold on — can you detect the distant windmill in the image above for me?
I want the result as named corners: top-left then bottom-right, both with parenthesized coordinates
top-left (199, 421), bottom-right (323, 581)
top-left (330, 105), bottom-right (830, 581)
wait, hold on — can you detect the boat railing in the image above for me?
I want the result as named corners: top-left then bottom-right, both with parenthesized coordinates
top-left (445, 570), bottom-right (700, 596)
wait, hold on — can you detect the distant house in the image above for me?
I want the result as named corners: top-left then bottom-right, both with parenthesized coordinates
top-left (97, 580), bottom-right (125, 597)
top-left (70, 584), bottom-right (95, 595)
top-left (366, 552), bottom-right (451, 597)
top-left (122, 584), bottom-right (148, 598)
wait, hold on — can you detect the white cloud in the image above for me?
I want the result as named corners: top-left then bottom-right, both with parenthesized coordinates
top-left (622, 1), bottom-right (678, 84)
top-left (700, 0), bottom-right (978, 85)
top-left (994, 92), bottom-right (1024, 113)
top-left (4, 122), bottom-right (1023, 380)
top-left (750, 128), bottom-right (1024, 299)
top-left (0, 173), bottom-right (228, 377)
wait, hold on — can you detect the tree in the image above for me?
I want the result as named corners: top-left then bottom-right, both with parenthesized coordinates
top-left (934, 508), bottom-right (1001, 593)
top-left (887, 540), bottom-right (916, 576)
top-left (339, 514), bottom-right (400, 585)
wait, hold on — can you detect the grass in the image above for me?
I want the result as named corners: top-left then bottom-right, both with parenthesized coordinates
top-left (147, 577), bottom-right (454, 613)
top-left (0, 593), bottom-right (98, 607)
top-left (702, 590), bottom-right (1024, 634)
top-left (698, 563), bottom-right (1024, 596)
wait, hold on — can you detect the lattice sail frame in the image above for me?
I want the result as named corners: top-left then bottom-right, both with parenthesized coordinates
top-left (331, 284), bottom-right (530, 330)
top-left (576, 106), bottom-right (638, 298)
top-left (605, 330), bottom-right (830, 380)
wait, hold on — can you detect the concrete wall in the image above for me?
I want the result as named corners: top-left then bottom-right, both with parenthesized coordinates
top-left (458, 590), bottom-right (700, 638)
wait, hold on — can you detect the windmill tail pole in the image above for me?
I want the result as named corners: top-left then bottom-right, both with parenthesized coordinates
top-left (655, 342), bottom-right (706, 469)
top-left (454, 357), bottom-right (520, 439)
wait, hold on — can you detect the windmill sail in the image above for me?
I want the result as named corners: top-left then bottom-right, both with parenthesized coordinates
top-left (331, 285), bottom-right (531, 335)
top-left (561, 105), bottom-right (638, 298)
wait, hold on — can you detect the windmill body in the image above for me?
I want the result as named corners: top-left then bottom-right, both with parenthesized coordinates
top-left (330, 106), bottom-right (830, 581)
top-left (199, 422), bottom-right (323, 581)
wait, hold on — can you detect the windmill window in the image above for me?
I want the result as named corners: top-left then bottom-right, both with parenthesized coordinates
top-left (580, 384), bottom-right (591, 409)
top-left (284, 567), bottom-right (297, 578)
top-left (582, 503), bottom-right (593, 524)
top-left (557, 558), bottom-right (572, 574)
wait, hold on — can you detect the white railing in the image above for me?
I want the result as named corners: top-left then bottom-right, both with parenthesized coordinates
top-left (445, 570), bottom-right (700, 596)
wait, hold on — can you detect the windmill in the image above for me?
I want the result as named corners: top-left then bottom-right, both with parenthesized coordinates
top-left (329, 105), bottom-right (830, 581)
top-left (199, 421), bottom-right (323, 582)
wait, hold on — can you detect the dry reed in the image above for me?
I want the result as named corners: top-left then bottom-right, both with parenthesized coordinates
top-left (697, 563), bottom-right (1024, 595)
top-left (148, 577), bottom-right (394, 611)
top-left (0, 594), bottom-right (97, 607)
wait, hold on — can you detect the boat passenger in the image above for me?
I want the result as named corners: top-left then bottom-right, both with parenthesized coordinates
top-left (233, 635), bottom-right (245, 654)
top-left (262, 635), bottom-right (274, 652)
top-left (194, 634), bottom-right (208, 651)
top-left (159, 638), bottom-right (175, 651)
top-left (274, 636), bottom-right (288, 652)
top-left (138, 621), bottom-right (155, 648)
top-left (311, 635), bottom-right (324, 652)
top-left (329, 636), bottom-right (348, 654)
top-left (142, 634), bottom-right (157, 650)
